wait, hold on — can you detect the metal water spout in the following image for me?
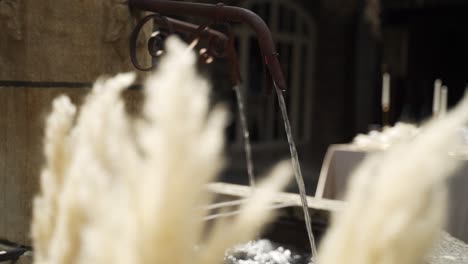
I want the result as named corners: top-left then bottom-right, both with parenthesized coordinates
top-left (128, 0), bottom-right (287, 92)
top-left (130, 15), bottom-right (230, 70)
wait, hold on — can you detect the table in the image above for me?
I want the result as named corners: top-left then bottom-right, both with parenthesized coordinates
top-left (315, 144), bottom-right (468, 243)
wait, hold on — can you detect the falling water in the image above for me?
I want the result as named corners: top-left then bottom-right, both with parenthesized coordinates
top-left (274, 85), bottom-right (318, 261)
top-left (234, 85), bottom-right (256, 187)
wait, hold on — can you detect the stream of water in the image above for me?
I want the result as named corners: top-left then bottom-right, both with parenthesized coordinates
top-left (234, 85), bottom-right (256, 187)
top-left (274, 85), bottom-right (318, 261)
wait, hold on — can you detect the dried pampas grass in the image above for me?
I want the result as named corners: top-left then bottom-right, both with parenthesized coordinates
top-left (32, 36), bottom-right (292, 264)
top-left (318, 95), bottom-right (468, 264)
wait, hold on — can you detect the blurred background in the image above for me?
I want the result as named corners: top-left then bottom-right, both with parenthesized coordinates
top-left (209, 0), bottom-right (468, 192)
top-left (1, 0), bottom-right (468, 245)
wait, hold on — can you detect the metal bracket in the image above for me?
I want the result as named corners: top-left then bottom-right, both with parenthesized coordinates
top-left (0, 240), bottom-right (30, 263)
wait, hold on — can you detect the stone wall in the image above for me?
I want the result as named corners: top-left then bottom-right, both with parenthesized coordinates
top-left (0, 0), bottom-right (148, 245)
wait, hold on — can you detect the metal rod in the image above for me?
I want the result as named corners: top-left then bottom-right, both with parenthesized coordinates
top-left (129, 0), bottom-right (287, 91)
top-left (163, 17), bottom-right (228, 43)
top-left (202, 202), bottom-right (294, 221)
top-left (201, 198), bottom-right (249, 211)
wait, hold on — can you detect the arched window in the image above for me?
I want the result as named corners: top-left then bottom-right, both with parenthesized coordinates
top-left (234, 0), bottom-right (316, 146)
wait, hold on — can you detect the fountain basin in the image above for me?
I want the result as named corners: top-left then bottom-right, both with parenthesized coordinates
top-left (2, 182), bottom-right (468, 263)
top-left (208, 182), bottom-right (468, 264)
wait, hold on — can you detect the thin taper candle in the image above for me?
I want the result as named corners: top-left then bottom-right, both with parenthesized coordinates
top-left (382, 73), bottom-right (391, 109)
top-left (382, 73), bottom-right (391, 127)
top-left (433, 79), bottom-right (442, 117)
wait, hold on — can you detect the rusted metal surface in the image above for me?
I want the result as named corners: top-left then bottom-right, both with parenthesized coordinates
top-left (128, 0), bottom-right (286, 91)
top-left (163, 17), bottom-right (229, 45)
top-left (130, 14), bottom-right (230, 69)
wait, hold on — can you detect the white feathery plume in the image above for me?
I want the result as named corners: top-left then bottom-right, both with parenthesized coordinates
top-left (198, 161), bottom-right (292, 264)
top-left (32, 96), bottom-right (76, 264)
top-left (318, 94), bottom-right (468, 264)
top-left (31, 36), bottom-right (291, 264)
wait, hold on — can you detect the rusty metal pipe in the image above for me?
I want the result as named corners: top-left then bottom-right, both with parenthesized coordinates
top-left (129, 0), bottom-right (286, 91)
top-left (163, 17), bottom-right (228, 43)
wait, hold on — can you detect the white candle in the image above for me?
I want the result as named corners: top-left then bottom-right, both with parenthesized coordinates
top-left (382, 73), bottom-right (391, 110)
top-left (433, 79), bottom-right (442, 117)
top-left (440, 86), bottom-right (448, 117)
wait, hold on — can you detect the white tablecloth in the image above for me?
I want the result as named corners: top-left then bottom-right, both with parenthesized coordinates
top-left (316, 144), bottom-right (468, 243)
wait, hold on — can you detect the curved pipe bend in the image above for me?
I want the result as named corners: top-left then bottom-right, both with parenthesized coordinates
top-left (129, 0), bottom-right (286, 91)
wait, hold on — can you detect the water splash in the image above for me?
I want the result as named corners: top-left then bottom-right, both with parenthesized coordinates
top-left (234, 85), bottom-right (256, 187)
top-left (274, 85), bottom-right (318, 261)
top-left (225, 239), bottom-right (311, 264)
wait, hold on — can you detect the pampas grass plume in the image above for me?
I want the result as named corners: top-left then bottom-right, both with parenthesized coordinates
top-left (31, 36), bottom-right (292, 264)
top-left (318, 95), bottom-right (468, 264)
